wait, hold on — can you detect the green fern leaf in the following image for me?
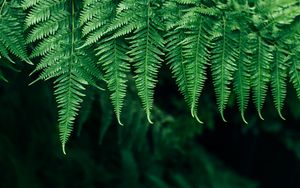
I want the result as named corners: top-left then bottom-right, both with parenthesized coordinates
top-left (289, 46), bottom-right (300, 100)
top-left (27, 11), bottom-right (69, 43)
top-left (80, 0), bottom-right (113, 46)
top-left (109, 0), bottom-right (164, 123)
top-left (25, 0), bottom-right (65, 28)
top-left (182, 17), bottom-right (210, 123)
top-left (96, 38), bottom-right (130, 125)
top-left (129, 25), bottom-right (164, 124)
top-left (0, 1), bottom-right (30, 64)
top-left (250, 35), bottom-right (273, 120)
top-left (21, 0), bottom-right (41, 9)
top-left (165, 1), bottom-right (196, 121)
top-left (233, 31), bottom-right (251, 124)
top-left (211, 17), bottom-right (238, 122)
top-left (175, 0), bottom-right (199, 5)
top-left (55, 65), bottom-right (87, 155)
top-left (165, 0), bottom-right (213, 123)
top-left (271, 46), bottom-right (289, 120)
top-left (81, 0), bottom-right (130, 125)
top-left (165, 30), bottom-right (190, 114)
top-left (26, 0), bottom-right (102, 154)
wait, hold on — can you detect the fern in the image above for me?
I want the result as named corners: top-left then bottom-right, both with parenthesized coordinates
top-left (165, 29), bottom-right (191, 117)
top-left (80, 0), bottom-right (113, 46)
top-left (24, 0), bottom-right (102, 154)
top-left (290, 48), bottom-right (300, 100)
top-left (248, 0), bottom-right (300, 120)
top-left (211, 14), bottom-right (238, 122)
top-left (289, 30), bottom-right (300, 100)
top-left (271, 45), bottom-right (290, 120)
top-left (249, 35), bottom-right (273, 120)
top-left (0, 0), bottom-right (297, 152)
top-left (233, 30), bottom-right (252, 124)
top-left (181, 17), bottom-right (211, 123)
top-left (96, 38), bottom-right (130, 125)
top-left (0, 0), bottom-right (30, 76)
top-left (107, 0), bottom-right (164, 123)
top-left (80, 0), bottom-right (130, 125)
top-left (165, 1), bottom-right (214, 123)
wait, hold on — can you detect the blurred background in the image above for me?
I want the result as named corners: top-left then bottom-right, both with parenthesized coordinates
top-left (1, 62), bottom-right (300, 188)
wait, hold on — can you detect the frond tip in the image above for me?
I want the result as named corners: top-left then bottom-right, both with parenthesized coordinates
top-left (62, 144), bottom-right (67, 155)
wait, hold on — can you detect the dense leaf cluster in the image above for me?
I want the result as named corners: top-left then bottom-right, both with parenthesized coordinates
top-left (0, 0), bottom-right (300, 153)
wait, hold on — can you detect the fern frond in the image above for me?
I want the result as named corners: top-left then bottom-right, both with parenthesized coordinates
top-left (108, 0), bottom-right (144, 39)
top-left (55, 66), bottom-right (87, 155)
top-left (250, 35), bottom-right (273, 120)
top-left (129, 25), bottom-right (164, 124)
top-left (165, 2), bottom-right (195, 122)
top-left (0, 1), bottom-right (30, 64)
top-left (233, 31), bottom-right (251, 124)
top-left (211, 17), bottom-right (238, 122)
top-left (30, 32), bottom-right (65, 58)
top-left (256, 0), bottom-right (300, 36)
top-left (0, 38), bottom-right (14, 63)
top-left (96, 38), bottom-right (130, 125)
top-left (26, 0), bottom-right (102, 154)
top-left (108, 0), bottom-right (164, 123)
top-left (25, 0), bottom-right (66, 28)
top-left (165, 30), bottom-right (190, 113)
top-left (289, 46), bottom-right (300, 100)
top-left (165, 0), bottom-right (214, 123)
top-left (182, 18), bottom-right (211, 123)
top-left (80, 0), bottom-right (113, 46)
top-left (21, 0), bottom-right (41, 9)
top-left (27, 11), bottom-right (69, 43)
top-left (175, 0), bottom-right (199, 5)
top-left (271, 46), bottom-right (289, 120)
top-left (81, 0), bottom-right (130, 125)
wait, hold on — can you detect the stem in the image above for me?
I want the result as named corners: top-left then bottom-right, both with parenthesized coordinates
top-left (62, 0), bottom-right (76, 155)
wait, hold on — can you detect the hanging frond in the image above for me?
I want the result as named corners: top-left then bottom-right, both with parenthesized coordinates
top-left (108, 0), bottom-right (165, 123)
top-left (181, 17), bottom-right (211, 123)
top-left (165, 30), bottom-right (190, 114)
top-left (289, 46), bottom-right (300, 100)
top-left (164, 2), bottom-right (190, 107)
top-left (164, 1), bottom-right (215, 123)
top-left (271, 45), bottom-right (290, 120)
top-left (80, 0), bottom-right (113, 46)
top-left (81, 0), bottom-right (130, 125)
top-left (233, 31), bottom-right (251, 124)
top-left (0, 0), bottom-right (30, 65)
top-left (250, 34), bottom-right (273, 120)
top-left (25, 0), bottom-right (102, 154)
top-left (211, 16), bottom-right (238, 122)
top-left (96, 38), bottom-right (130, 125)
top-left (6, 0), bottom-right (300, 151)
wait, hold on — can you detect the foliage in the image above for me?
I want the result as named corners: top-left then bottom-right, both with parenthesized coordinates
top-left (0, 0), bottom-right (31, 81)
top-left (0, 0), bottom-right (299, 153)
